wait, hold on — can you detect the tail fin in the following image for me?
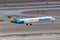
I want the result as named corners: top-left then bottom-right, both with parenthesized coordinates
top-left (7, 16), bottom-right (14, 21)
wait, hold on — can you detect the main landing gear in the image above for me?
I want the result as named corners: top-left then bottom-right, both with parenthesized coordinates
top-left (26, 23), bottom-right (32, 26)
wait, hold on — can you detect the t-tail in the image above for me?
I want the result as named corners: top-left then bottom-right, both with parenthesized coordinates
top-left (7, 16), bottom-right (15, 21)
top-left (7, 16), bottom-right (24, 24)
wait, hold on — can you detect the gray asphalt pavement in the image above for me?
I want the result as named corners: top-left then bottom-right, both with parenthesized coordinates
top-left (0, 5), bottom-right (60, 35)
top-left (0, 1), bottom-right (60, 40)
top-left (1, 5), bottom-right (60, 10)
top-left (0, 22), bottom-right (60, 33)
top-left (0, 0), bottom-right (60, 3)
top-left (1, 5), bottom-right (60, 16)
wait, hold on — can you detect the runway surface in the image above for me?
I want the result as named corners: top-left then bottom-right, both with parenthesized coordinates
top-left (0, 3), bottom-right (60, 40)
top-left (0, 0), bottom-right (60, 3)
top-left (0, 2), bottom-right (60, 40)
top-left (0, 6), bottom-right (60, 34)
top-left (0, 5), bottom-right (60, 16)
top-left (0, 5), bottom-right (60, 37)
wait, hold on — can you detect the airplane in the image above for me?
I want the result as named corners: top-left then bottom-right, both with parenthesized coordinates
top-left (7, 16), bottom-right (55, 26)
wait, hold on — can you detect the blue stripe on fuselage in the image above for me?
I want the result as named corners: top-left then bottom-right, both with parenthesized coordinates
top-left (11, 19), bottom-right (24, 24)
top-left (11, 19), bottom-right (17, 23)
top-left (17, 20), bottom-right (24, 24)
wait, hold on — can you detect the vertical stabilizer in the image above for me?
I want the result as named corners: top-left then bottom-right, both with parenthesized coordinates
top-left (7, 16), bottom-right (14, 21)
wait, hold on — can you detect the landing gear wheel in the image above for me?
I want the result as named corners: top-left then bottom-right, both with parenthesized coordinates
top-left (30, 24), bottom-right (32, 26)
top-left (26, 23), bottom-right (28, 25)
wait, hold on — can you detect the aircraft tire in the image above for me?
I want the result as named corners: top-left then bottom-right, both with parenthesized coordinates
top-left (26, 23), bottom-right (28, 25)
top-left (30, 23), bottom-right (32, 26)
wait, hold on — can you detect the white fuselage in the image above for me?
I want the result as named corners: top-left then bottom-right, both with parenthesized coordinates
top-left (18, 16), bottom-right (55, 24)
